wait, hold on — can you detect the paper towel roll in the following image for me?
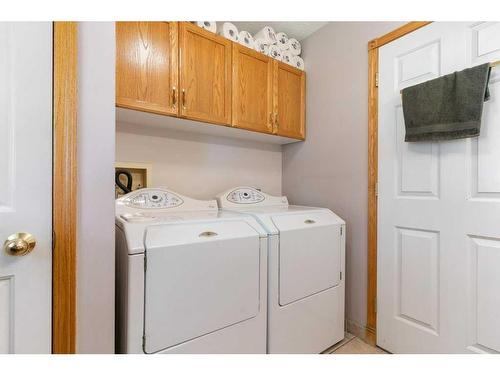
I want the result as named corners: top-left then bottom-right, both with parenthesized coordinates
top-left (276, 32), bottom-right (289, 50)
top-left (281, 50), bottom-right (294, 65)
top-left (286, 38), bottom-right (301, 55)
top-left (291, 55), bottom-right (305, 70)
top-left (254, 39), bottom-right (269, 55)
top-left (196, 21), bottom-right (217, 34)
top-left (238, 30), bottom-right (254, 49)
top-left (254, 26), bottom-right (277, 45)
top-left (218, 22), bottom-right (239, 42)
top-left (268, 44), bottom-right (282, 61)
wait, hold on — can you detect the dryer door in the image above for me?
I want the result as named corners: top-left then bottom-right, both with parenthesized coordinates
top-left (272, 211), bottom-right (341, 306)
top-left (143, 220), bottom-right (261, 353)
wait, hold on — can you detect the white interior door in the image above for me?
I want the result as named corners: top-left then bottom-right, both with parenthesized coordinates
top-left (0, 22), bottom-right (52, 353)
top-left (378, 22), bottom-right (500, 354)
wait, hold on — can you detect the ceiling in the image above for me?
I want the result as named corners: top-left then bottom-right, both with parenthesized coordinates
top-left (229, 22), bottom-right (329, 41)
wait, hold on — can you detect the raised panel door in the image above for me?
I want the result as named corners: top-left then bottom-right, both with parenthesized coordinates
top-left (116, 22), bottom-right (179, 115)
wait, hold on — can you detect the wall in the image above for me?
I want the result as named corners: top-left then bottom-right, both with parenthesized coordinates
top-left (116, 123), bottom-right (283, 199)
top-left (77, 22), bottom-right (116, 353)
top-left (282, 22), bottom-right (405, 336)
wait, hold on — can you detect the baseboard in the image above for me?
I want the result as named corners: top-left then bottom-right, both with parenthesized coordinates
top-left (345, 319), bottom-right (376, 346)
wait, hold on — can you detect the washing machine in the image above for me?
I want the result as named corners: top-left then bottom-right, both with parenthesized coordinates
top-left (216, 187), bottom-right (345, 354)
top-left (115, 188), bottom-right (268, 354)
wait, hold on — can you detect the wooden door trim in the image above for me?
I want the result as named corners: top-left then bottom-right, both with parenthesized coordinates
top-left (53, 21), bottom-right (78, 354)
top-left (366, 21), bottom-right (432, 346)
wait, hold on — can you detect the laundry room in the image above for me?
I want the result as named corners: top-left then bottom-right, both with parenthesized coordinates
top-left (112, 21), bottom-right (347, 355)
top-left (3, 2), bottom-right (500, 372)
top-left (77, 19), bottom-right (500, 357)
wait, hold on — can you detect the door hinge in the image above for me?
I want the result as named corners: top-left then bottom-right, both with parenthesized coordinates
top-left (375, 72), bottom-right (379, 87)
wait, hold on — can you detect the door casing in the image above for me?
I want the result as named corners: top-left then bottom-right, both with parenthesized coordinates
top-left (366, 21), bottom-right (432, 346)
top-left (52, 21), bottom-right (77, 354)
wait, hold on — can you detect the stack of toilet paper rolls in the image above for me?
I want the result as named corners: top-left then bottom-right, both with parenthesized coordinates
top-left (210, 22), bottom-right (305, 71)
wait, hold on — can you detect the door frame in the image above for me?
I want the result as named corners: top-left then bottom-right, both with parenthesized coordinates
top-left (366, 21), bottom-right (432, 345)
top-left (52, 21), bottom-right (78, 354)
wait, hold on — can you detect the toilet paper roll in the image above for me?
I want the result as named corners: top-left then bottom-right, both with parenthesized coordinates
top-left (254, 26), bottom-right (277, 45)
top-left (291, 55), bottom-right (305, 70)
top-left (268, 44), bottom-right (282, 61)
top-left (238, 30), bottom-right (254, 49)
top-left (218, 22), bottom-right (239, 42)
top-left (196, 21), bottom-right (217, 34)
top-left (286, 38), bottom-right (301, 55)
top-left (276, 32), bottom-right (289, 50)
top-left (253, 39), bottom-right (269, 55)
top-left (281, 50), bottom-right (294, 65)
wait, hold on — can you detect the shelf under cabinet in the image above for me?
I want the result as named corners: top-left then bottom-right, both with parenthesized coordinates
top-left (116, 107), bottom-right (303, 145)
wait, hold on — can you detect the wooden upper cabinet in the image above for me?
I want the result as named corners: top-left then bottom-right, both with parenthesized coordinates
top-left (116, 22), bottom-right (179, 116)
top-left (232, 44), bottom-right (274, 134)
top-left (116, 22), bottom-right (306, 141)
top-left (179, 22), bottom-right (232, 125)
top-left (274, 61), bottom-right (306, 140)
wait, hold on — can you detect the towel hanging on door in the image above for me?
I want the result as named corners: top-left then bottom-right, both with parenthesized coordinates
top-left (401, 63), bottom-right (492, 142)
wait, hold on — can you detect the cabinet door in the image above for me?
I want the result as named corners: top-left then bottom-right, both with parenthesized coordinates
top-left (232, 44), bottom-right (274, 134)
top-left (274, 62), bottom-right (306, 139)
top-left (179, 22), bottom-right (232, 125)
top-left (116, 22), bottom-right (179, 116)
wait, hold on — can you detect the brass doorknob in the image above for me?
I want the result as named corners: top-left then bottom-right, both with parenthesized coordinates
top-left (3, 233), bottom-right (36, 256)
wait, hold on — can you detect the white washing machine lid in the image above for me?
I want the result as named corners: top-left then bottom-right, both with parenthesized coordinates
top-left (216, 186), bottom-right (345, 234)
top-left (116, 188), bottom-right (267, 254)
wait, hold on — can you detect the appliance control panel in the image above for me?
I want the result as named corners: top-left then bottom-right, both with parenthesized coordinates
top-left (125, 190), bottom-right (184, 209)
top-left (217, 187), bottom-right (289, 208)
top-left (227, 188), bottom-right (265, 204)
top-left (116, 188), bottom-right (218, 215)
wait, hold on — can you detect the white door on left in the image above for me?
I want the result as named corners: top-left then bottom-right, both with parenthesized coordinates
top-left (0, 22), bottom-right (52, 353)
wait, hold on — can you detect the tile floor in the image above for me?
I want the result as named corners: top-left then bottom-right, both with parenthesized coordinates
top-left (323, 332), bottom-right (388, 354)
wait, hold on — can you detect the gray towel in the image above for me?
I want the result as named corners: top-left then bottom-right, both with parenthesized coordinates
top-left (402, 63), bottom-right (492, 142)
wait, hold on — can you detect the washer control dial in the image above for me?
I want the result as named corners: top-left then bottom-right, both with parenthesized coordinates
top-left (125, 190), bottom-right (184, 209)
top-left (227, 188), bottom-right (265, 204)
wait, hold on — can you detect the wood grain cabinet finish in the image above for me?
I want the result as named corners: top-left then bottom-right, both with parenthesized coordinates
top-left (116, 21), bottom-right (179, 115)
top-left (274, 61), bottom-right (306, 140)
top-left (232, 44), bottom-right (274, 134)
top-left (115, 22), bottom-right (306, 141)
top-left (179, 22), bottom-right (232, 125)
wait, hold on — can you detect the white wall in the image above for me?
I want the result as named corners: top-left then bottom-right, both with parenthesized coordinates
top-left (116, 123), bottom-right (283, 199)
top-left (282, 22), bottom-right (405, 336)
top-left (77, 22), bottom-right (116, 353)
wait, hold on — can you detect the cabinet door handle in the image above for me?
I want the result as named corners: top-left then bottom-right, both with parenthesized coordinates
top-left (181, 89), bottom-right (187, 109)
top-left (172, 86), bottom-right (177, 108)
top-left (274, 112), bottom-right (279, 134)
top-left (269, 112), bottom-right (274, 131)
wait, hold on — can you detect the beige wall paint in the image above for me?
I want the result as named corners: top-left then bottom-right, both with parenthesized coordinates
top-left (282, 22), bottom-right (405, 332)
top-left (77, 22), bottom-right (115, 353)
top-left (116, 123), bottom-right (283, 199)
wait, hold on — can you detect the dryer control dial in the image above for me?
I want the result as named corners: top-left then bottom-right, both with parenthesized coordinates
top-left (227, 188), bottom-right (265, 204)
